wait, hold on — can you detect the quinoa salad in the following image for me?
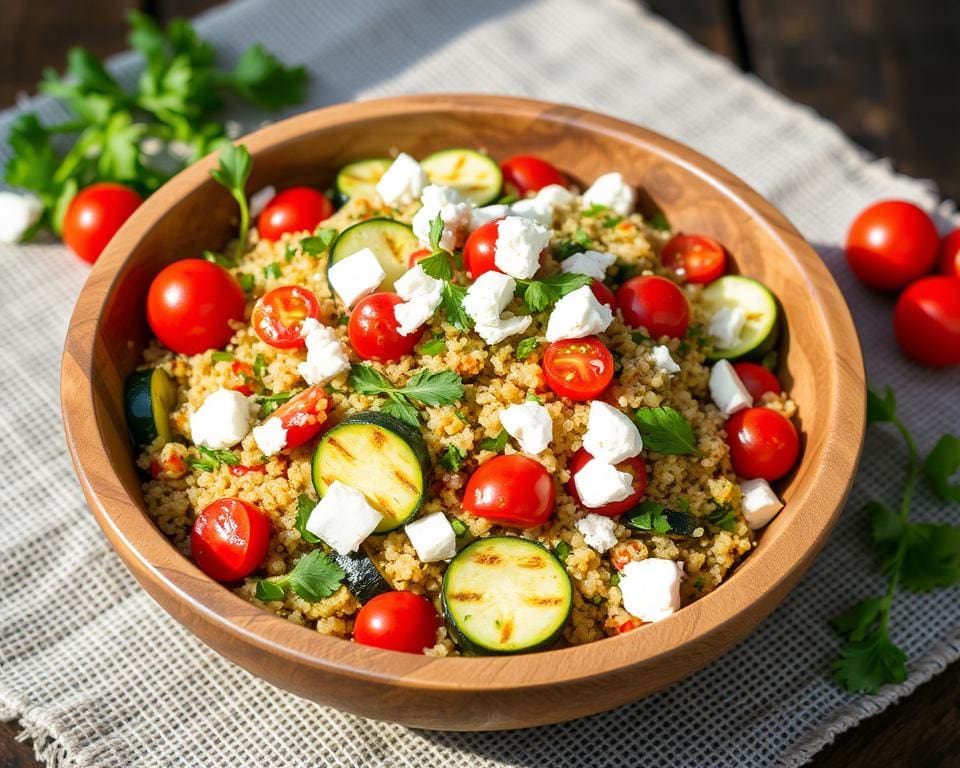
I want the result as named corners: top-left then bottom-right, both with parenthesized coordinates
top-left (128, 147), bottom-right (800, 656)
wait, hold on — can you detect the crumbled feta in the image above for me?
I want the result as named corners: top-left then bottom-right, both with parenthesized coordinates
top-left (559, 249), bottom-right (616, 281)
top-left (575, 513), bottom-right (619, 552)
top-left (404, 512), bottom-right (457, 562)
top-left (650, 345), bottom-right (681, 376)
top-left (582, 401), bottom-right (644, 464)
top-left (708, 359), bottom-right (752, 416)
top-left (493, 216), bottom-right (550, 279)
top-left (249, 186), bottom-right (276, 218)
top-left (393, 264), bottom-right (444, 336)
top-left (0, 191), bottom-right (43, 244)
top-left (463, 271), bottom-right (516, 325)
top-left (619, 558), bottom-right (683, 623)
top-left (327, 247), bottom-right (386, 307)
top-left (509, 184), bottom-right (576, 228)
top-left (582, 172), bottom-right (635, 216)
top-left (375, 152), bottom-right (427, 207)
top-left (298, 318), bottom-right (350, 385)
top-left (189, 387), bottom-right (256, 450)
top-left (535, 184), bottom-right (576, 207)
top-left (473, 314), bottom-right (532, 345)
top-left (545, 285), bottom-right (614, 342)
top-left (573, 458), bottom-right (635, 508)
top-left (708, 306), bottom-right (746, 350)
top-left (252, 416), bottom-right (288, 457)
top-left (411, 184), bottom-right (473, 250)
top-left (740, 478), bottom-right (784, 530)
top-left (470, 204), bottom-right (510, 230)
top-left (499, 401), bottom-right (553, 454)
top-left (305, 481), bottom-right (383, 555)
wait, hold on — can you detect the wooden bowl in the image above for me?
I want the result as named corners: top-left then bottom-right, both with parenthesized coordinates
top-left (62, 94), bottom-right (864, 730)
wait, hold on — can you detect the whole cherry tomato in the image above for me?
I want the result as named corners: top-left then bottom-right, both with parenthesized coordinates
top-left (616, 275), bottom-right (690, 339)
top-left (726, 407), bottom-right (799, 481)
top-left (348, 292), bottom-right (422, 361)
top-left (660, 234), bottom-right (727, 284)
top-left (732, 362), bottom-right (782, 403)
top-left (265, 386), bottom-right (332, 449)
top-left (147, 259), bottom-right (246, 355)
top-left (63, 182), bottom-right (143, 264)
top-left (251, 285), bottom-right (321, 349)
top-left (258, 187), bottom-right (334, 240)
top-left (845, 200), bottom-right (939, 290)
top-left (191, 498), bottom-right (270, 582)
top-left (542, 337), bottom-right (614, 401)
top-left (463, 219), bottom-right (501, 278)
top-left (462, 455), bottom-right (556, 528)
top-left (589, 279), bottom-right (618, 312)
top-left (353, 591), bottom-right (440, 654)
top-left (567, 448), bottom-right (648, 517)
top-left (500, 155), bottom-right (567, 196)
top-left (939, 229), bottom-right (960, 280)
top-left (893, 275), bottom-right (960, 367)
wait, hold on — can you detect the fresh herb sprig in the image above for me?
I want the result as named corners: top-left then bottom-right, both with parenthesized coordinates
top-left (294, 493), bottom-right (320, 544)
top-left (417, 215), bottom-right (473, 331)
top-left (348, 364), bottom-right (465, 427)
top-left (515, 272), bottom-right (593, 313)
top-left (633, 406), bottom-right (701, 457)
top-left (478, 429), bottom-right (510, 454)
top-left (185, 446), bottom-right (239, 472)
top-left (257, 390), bottom-right (297, 417)
top-left (210, 143), bottom-right (252, 261)
top-left (254, 550), bottom-right (345, 603)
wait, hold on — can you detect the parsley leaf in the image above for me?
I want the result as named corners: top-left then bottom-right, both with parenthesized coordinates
top-left (419, 249), bottom-right (456, 281)
top-left (263, 262), bottom-right (282, 280)
top-left (300, 227), bottom-right (338, 255)
top-left (899, 523), bottom-right (960, 592)
top-left (648, 211), bottom-right (670, 232)
top-left (397, 369), bottom-right (465, 405)
top-left (210, 143), bottom-right (252, 261)
top-left (294, 493), bottom-right (320, 544)
top-left (439, 282), bottom-right (472, 330)
top-left (581, 203), bottom-right (608, 216)
top-left (239, 273), bottom-right (255, 293)
top-left (225, 44), bottom-right (308, 110)
top-left (924, 435), bottom-right (960, 502)
top-left (517, 272), bottom-right (593, 313)
top-left (866, 385), bottom-right (897, 424)
top-left (831, 597), bottom-right (886, 642)
top-left (622, 501), bottom-right (672, 534)
top-left (552, 227), bottom-right (594, 260)
top-left (633, 406), bottom-right (701, 457)
top-left (253, 352), bottom-right (267, 379)
top-left (515, 337), bottom-right (540, 360)
top-left (832, 628), bottom-right (907, 694)
top-left (255, 550), bottom-right (345, 603)
top-left (382, 399), bottom-right (420, 428)
top-left (478, 430), bottom-right (510, 454)
top-left (554, 541), bottom-right (571, 560)
top-left (211, 350), bottom-right (233, 362)
top-left (706, 504), bottom-right (737, 532)
top-left (451, 518), bottom-right (469, 537)
top-left (419, 338), bottom-right (447, 356)
top-left (428, 211), bottom-right (444, 252)
top-left (185, 446), bottom-right (239, 472)
top-left (439, 444), bottom-right (466, 472)
top-left (602, 215), bottom-right (621, 229)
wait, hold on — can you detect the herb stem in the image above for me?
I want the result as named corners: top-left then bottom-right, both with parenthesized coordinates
top-left (233, 187), bottom-right (250, 263)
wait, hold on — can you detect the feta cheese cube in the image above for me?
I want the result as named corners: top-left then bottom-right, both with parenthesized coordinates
top-left (298, 318), bottom-right (350, 385)
top-left (619, 558), bottom-right (683, 623)
top-left (327, 247), bottom-right (386, 307)
top-left (463, 271), bottom-right (516, 325)
top-left (708, 359), bottom-right (752, 415)
top-left (582, 172), bottom-right (635, 216)
top-left (375, 152), bottom-right (427, 207)
top-left (249, 186), bottom-right (276, 218)
top-left (740, 478), bottom-right (783, 530)
top-left (535, 184), bottom-right (576, 207)
top-left (252, 416), bottom-right (287, 457)
top-left (575, 513), bottom-right (619, 552)
top-left (404, 512), bottom-right (457, 562)
top-left (393, 264), bottom-right (444, 336)
top-left (0, 191), bottom-right (43, 244)
top-left (411, 184), bottom-right (473, 250)
top-left (499, 401), bottom-right (553, 454)
top-left (493, 216), bottom-right (550, 279)
top-left (305, 481), bottom-right (383, 555)
top-left (559, 249), bottom-right (616, 281)
top-left (582, 401), bottom-right (644, 464)
top-left (650, 344), bottom-right (681, 375)
top-left (573, 458), bottom-right (635, 508)
top-left (473, 314), bottom-right (532, 345)
top-left (544, 285), bottom-right (614, 342)
top-left (708, 306), bottom-right (746, 350)
top-left (509, 184), bottom-right (576, 228)
top-left (470, 204), bottom-right (510, 230)
top-left (189, 387), bottom-right (256, 450)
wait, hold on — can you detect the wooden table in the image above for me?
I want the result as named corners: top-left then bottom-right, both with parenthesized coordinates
top-left (1, 1), bottom-right (957, 765)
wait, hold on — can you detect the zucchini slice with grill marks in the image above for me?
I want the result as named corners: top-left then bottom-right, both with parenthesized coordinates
top-left (334, 157), bottom-right (393, 206)
top-left (420, 148), bottom-right (502, 206)
top-left (124, 367), bottom-right (176, 447)
top-left (443, 536), bottom-right (572, 654)
top-left (328, 218), bottom-right (421, 292)
top-left (311, 412), bottom-right (430, 533)
top-left (702, 275), bottom-right (780, 361)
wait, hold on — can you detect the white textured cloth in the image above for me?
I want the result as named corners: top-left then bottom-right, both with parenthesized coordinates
top-left (1, 1), bottom-right (959, 766)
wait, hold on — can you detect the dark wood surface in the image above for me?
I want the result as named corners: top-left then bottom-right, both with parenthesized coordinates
top-left (1, 0), bottom-right (957, 765)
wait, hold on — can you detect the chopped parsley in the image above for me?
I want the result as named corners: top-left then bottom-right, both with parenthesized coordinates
top-left (419, 338), bottom-right (447, 356)
top-left (515, 336), bottom-right (540, 360)
top-left (294, 494), bottom-right (320, 544)
top-left (185, 446), bottom-right (239, 473)
top-left (633, 406), bottom-right (701, 457)
top-left (478, 429), bottom-right (509, 454)
top-left (263, 262), bottom-right (282, 280)
top-left (211, 350), bottom-right (234, 363)
top-left (349, 364), bottom-right (464, 427)
top-left (439, 444), bottom-right (466, 472)
top-left (254, 550), bottom-right (344, 603)
top-left (450, 518), bottom-right (469, 537)
top-left (554, 541), bottom-right (571, 561)
top-left (239, 273), bottom-right (255, 293)
top-left (300, 227), bottom-right (338, 255)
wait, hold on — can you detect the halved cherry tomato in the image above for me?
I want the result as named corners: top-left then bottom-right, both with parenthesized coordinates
top-left (266, 385), bottom-right (332, 449)
top-left (589, 279), bottom-right (618, 312)
top-left (618, 618), bottom-right (644, 634)
top-left (462, 455), bottom-right (556, 528)
top-left (940, 229), bottom-right (960, 280)
top-left (229, 360), bottom-right (257, 396)
top-left (726, 407), bottom-right (799, 481)
top-left (407, 248), bottom-right (432, 268)
top-left (353, 591), bottom-right (440, 654)
top-left (463, 219), bottom-right (501, 278)
top-left (661, 234), bottom-right (727, 284)
top-left (542, 337), bottom-right (614, 401)
top-left (63, 182), bottom-right (143, 264)
top-left (616, 275), bottom-right (690, 339)
top-left (500, 155), bottom-right (567, 196)
top-left (893, 275), bottom-right (960, 367)
top-left (229, 464), bottom-right (267, 477)
top-left (251, 285), bottom-right (321, 349)
top-left (568, 448), bottom-right (647, 517)
top-left (732, 362), bottom-right (782, 403)
top-left (348, 292), bottom-right (422, 361)
top-left (190, 498), bottom-right (270, 582)
top-left (845, 200), bottom-right (939, 290)
top-left (257, 187), bottom-right (334, 240)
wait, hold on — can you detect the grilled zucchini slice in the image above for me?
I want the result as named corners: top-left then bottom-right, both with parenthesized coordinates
top-left (334, 157), bottom-right (393, 205)
top-left (420, 148), bottom-right (502, 206)
top-left (124, 367), bottom-right (176, 447)
top-left (328, 218), bottom-right (421, 292)
top-left (702, 275), bottom-right (780, 361)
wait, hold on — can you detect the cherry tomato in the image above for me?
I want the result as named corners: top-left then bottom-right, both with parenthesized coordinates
top-left (228, 464), bottom-right (267, 477)
top-left (463, 219), bottom-right (501, 278)
top-left (542, 337), bottom-right (614, 401)
top-left (461, 455), bottom-right (556, 528)
top-left (845, 201), bottom-right (939, 290)
top-left (732, 362), bottom-right (782, 403)
top-left (500, 155), bottom-right (567, 196)
top-left (616, 275), bottom-right (690, 339)
top-left (589, 279), bottom-right (618, 312)
top-left (348, 292), bottom-right (422, 362)
top-left (893, 276), bottom-right (960, 367)
top-left (407, 248), bottom-right (432, 268)
top-left (229, 360), bottom-right (256, 396)
top-left (257, 187), bottom-right (334, 240)
top-left (147, 259), bottom-right (246, 355)
top-left (660, 234), bottom-right (727, 284)
top-left (267, 386), bottom-right (332, 448)
top-left (63, 182), bottom-right (142, 264)
top-left (190, 498), bottom-right (270, 582)
top-left (251, 285), bottom-right (321, 349)
top-left (940, 229), bottom-right (960, 280)
top-left (567, 448), bottom-right (648, 517)
top-left (353, 591), bottom-right (440, 654)
top-left (618, 618), bottom-right (644, 634)
top-left (726, 407), bottom-right (800, 481)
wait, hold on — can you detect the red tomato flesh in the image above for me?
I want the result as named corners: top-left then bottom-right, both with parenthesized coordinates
top-left (567, 448), bottom-right (648, 517)
top-left (348, 292), bottom-right (422, 362)
top-left (732, 362), bottom-right (782, 403)
top-left (500, 155), bottom-right (567, 196)
top-left (616, 275), bottom-right (690, 339)
top-left (268, 386), bottom-right (332, 449)
top-left (940, 229), bottom-right (960, 280)
top-left (726, 407), bottom-right (799, 481)
top-left (461, 455), bottom-right (556, 528)
top-left (257, 187), bottom-right (333, 240)
top-left (661, 234), bottom-right (727, 284)
top-left (407, 248), bottom-right (432, 268)
top-left (251, 285), bottom-right (321, 349)
top-left (463, 219), bottom-right (502, 278)
top-left (542, 337), bottom-right (614, 401)
top-left (893, 276), bottom-right (960, 367)
top-left (63, 182), bottom-right (143, 264)
top-left (191, 498), bottom-right (270, 582)
top-left (589, 279), bottom-right (618, 312)
top-left (353, 591), bottom-right (440, 654)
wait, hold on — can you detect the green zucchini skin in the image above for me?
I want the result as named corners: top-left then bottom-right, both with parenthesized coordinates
top-left (334, 157), bottom-right (393, 206)
top-left (442, 536), bottom-right (572, 655)
top-left (420, 148), bottom-right (503, 206)
top-left (311, 411), bottom-right (430, 533)
top-left (621, 504), bottom-right (703, 537)
top-left (328, 218), bottom-right (421, 292)
top-left (702, 275), bottom-right (781, 362)
top-left (124, 367), bottom-right (176, 447)
top-left (332, 550), bottom-right (392, 604)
